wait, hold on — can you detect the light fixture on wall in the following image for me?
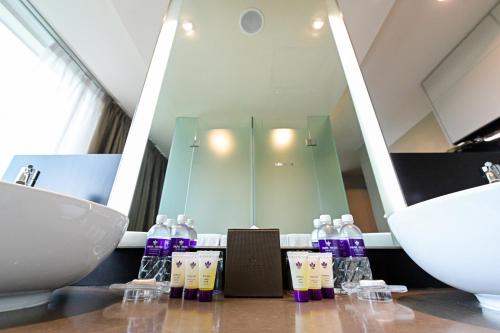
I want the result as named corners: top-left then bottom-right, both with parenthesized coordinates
top-left (271, 128), bottom-right (294, 149)
top-left (208, 129), bottom-right (234, 155)
top-left (312, 18), bottom-right (325, 30)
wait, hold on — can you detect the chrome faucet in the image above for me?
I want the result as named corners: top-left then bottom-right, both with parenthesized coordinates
top-left (15, 165), bottom-right (40, 187)
top-left (482, 162), bottom-right (500, 184)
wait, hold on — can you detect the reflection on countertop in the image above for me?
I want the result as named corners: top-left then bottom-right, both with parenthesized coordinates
top-left (1, 287), bottom-right (499, 332)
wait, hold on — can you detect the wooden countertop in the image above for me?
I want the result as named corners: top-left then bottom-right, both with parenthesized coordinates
top-left (1, 287), bottom-right (499, 332)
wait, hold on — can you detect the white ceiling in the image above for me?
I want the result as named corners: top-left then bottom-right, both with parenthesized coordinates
top-left (30, 0), bottom-right (498, 171)
top-left (30, 0), bottom-right (169, 116)
top-left (338, 0), bottom-right (395, 63)
top-left (359, 0), bottom-right (498, 145)
top-left (150, 0), bottom-right (347, 155)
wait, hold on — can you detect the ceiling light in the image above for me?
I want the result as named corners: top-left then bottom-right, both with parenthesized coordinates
top-left (182, 20), bottom-right (194, 32)
top-left (312, 19), bottom-right (324, 30)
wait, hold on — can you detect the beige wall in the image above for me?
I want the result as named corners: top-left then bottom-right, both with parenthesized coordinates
top-left (359, 146), bottom-right (390, 232)
top-left (346, 189), bottom-right (379, 233)
top-left (390, 112), bottom-right (451, 153)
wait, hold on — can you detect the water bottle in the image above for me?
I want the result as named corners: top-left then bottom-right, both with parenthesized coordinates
top-left (341, 214), bottom-right (367, 257)
top-left (186, 218), bottom-right (198, 248)
top-left (162, 218), bottom-right (176, 281)
top-left (169, 214), bottom-right (190, 252)
top-left (310, 218), bottom-right (321, 248)
top-left (138, 215), bottom-right (170, 281)
top-left (338, 214), bottom-right (372, 291)
top-left (333, 218), bottom-right (342, 232)
top-left (317, 215), bottom-right (337, 254)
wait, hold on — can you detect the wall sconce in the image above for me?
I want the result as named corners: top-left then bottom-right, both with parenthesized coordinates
top-left (208, 129), bottom-right (234, 155)
top-left (271, 129), bottom-right (294, 149)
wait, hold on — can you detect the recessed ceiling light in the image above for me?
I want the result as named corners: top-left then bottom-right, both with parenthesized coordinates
top-left (312, 19), bottom-right (324, 30)
top-left (182, 20), bottom-right (194, 32)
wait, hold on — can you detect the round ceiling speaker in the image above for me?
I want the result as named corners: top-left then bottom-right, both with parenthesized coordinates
top-left (240, 8), bottom-right (264, 35)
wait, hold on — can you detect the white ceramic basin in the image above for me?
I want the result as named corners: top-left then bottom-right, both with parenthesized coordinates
top-left (389, 182), bottom-right (500, 311)
top-left (0, 181), bottom-right (128, 311)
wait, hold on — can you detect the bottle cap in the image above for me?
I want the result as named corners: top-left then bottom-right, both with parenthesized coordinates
top-left (321, 288), bottom-right (335, 299)
top-left (198, 290), bottom-right (213, 302)
top-left (333, 219), bottom-right (342, 228)
top-left (309, 289), bottom-right (323, 301)
top-left (293, 290), bottom-right (310, 302)
top-left (341, 214), bottom-right (354, 224)
top-left (177, 214), bottom-right (187, 224)
top-left (184, 288), bottom-right (198, 300)
top-left (313, 218), bottom-right (321, 227)
top-left (156, 215), bottom-right (168, 224)
top-left (170, 287), bottom-right (183, 298)
top-left (319, 214), bottom-right (332, 224)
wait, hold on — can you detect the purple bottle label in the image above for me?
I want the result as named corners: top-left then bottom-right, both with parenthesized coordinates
top-left (144, 238), bottom-right (170, 257)
top-left (318, 239), bottom-right (340, 256)
top-left (312, 241), bottom-right (319, 249)
top-left (170, 238), bottom-right (190, 253)
top-left (349, 238), bottom-right (366, 257)
top-left (190, 240), bottom-right (197, 248)
top-left (337, 239), bottom-right (351, 257)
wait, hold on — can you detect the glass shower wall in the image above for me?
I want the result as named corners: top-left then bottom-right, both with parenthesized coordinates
top-left (307, 116), bottom-right (349, 218)
top-left (185, 118), bottom-right (253, 233)
top-left (254, 126), bottom-right (319, 233)
top-left (159, 116), bottom-right (252, 233)
top-left (159, 115), bottom-right (349, 234)
top-left (159, 117), bottom-right (198, 220)
top-left (254, 116), bottom-right (349, 233)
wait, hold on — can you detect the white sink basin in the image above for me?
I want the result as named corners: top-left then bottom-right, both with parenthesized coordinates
top-left (0, 181), bottom-right (128, 311)
top-left (389, 182), bottom-right (500, 311)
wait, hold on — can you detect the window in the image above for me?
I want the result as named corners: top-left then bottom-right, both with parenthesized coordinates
top-left (0, 0), bottom-right (106, 175)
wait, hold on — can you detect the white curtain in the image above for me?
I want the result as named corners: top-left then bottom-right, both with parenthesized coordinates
top-left (0, 19), bottom-right (106, 176)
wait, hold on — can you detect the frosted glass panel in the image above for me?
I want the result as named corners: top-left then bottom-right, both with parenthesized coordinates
top-left (185, 126), bottom-right (252, 233)
top-left (255, 116), bottom-right (349, 233)
top-left (160, 116), bottom-right (348, 234)
top-left (159, 117), bottom-right (251, 233)
top-left (308, 116), bottom-right (349, 216)
top-left (159, 117), bottom-right (197, 218)
top-left (254, 127), bottom-right (319, 233)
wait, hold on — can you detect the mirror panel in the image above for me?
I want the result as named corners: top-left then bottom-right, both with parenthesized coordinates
top-left (148, 0), bottom-right (390, 234)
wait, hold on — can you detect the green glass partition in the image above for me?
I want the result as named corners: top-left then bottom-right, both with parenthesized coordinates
top-left (159, 115), bottom-right (349, 233)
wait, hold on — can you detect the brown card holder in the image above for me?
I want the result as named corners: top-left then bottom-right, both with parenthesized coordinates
top-left (224, 229), bottom-right (283, 297)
